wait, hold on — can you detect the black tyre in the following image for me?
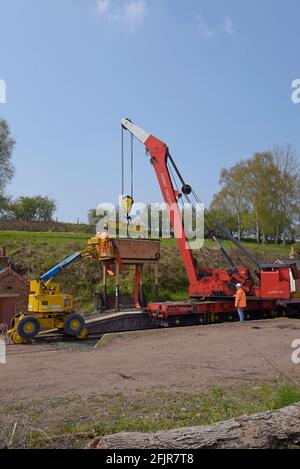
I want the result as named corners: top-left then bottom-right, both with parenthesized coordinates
top-left (64, 314), bottom-right (85, 336)
top-left (17, 316), bottom-right (40, 340)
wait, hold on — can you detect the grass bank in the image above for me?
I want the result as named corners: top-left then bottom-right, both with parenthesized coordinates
top-left (1, 384), bottom-right (300, 449)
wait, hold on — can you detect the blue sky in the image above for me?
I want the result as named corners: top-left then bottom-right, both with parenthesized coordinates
top-left (1, 0), bottom-right (300, 222)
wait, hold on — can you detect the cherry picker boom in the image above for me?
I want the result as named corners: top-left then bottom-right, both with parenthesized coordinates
top-left (121, 118), bottom-right (300, 326)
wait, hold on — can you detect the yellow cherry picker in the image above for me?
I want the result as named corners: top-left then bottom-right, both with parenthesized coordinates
top-left (7, 234), bottom-right (114, 344)
top-left (7, 200), bottom-right (142, 345)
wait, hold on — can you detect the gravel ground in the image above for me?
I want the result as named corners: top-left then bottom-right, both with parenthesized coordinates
top-left (1, 319), bottom-right (300, 405)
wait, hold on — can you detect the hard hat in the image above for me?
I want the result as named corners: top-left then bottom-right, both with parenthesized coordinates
top-left (236, 283), bottom-right (242, 288)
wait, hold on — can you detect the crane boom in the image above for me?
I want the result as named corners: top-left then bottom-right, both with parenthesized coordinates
top-left (121, 118), bottom-right (259, 299)
top-left (122, 118), bottom-right (198, 286)
top-left (121, 118), bottom-right (151, 144)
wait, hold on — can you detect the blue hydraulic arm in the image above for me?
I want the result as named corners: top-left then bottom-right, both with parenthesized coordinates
top-left (39, 251), bottom-right (83, 282)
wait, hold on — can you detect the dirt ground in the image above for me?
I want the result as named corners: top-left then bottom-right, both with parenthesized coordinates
top-left (1, 318), bottom-right (300, 406)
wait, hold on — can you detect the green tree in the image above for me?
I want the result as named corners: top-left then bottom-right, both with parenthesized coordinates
top-left (0, 119), bottom-right (15, 193)
top-left (12, 195), bottom-right (56, 222)
top-left (245, 152), bottom-right (279, 244)
top-left (35, 195), bottom-right (57, 221)
top-left (210, 147), bottom-right (300, 244)
top-left (0, 119), bottom-right (15, 216)
top-left (210, 161), bottom-right (250, 241)
top-left (0, 194), bottom-right (12, 219)
top-left (12, 197), bottom-right (37, 221)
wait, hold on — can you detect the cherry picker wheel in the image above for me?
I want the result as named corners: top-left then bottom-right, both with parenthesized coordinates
top-left (8, 315), bottom-right (40, 344)
top-left (9, 330), bottom-right (25, 345)
top-left (17, 316), bottom-right (41, 340)
top-left (64, 314), bottom-right (86, 337)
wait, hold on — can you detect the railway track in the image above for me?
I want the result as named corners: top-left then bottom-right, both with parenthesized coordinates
top-left (4, 306), bottom-right (300, 357)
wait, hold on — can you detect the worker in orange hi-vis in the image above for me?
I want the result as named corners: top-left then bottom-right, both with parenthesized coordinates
top-left (235, 283), bottom-right (247, 322)
top-left (99, 225), bottom-right (111, 258)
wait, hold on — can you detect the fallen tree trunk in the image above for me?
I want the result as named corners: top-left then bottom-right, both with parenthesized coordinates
top-left (89, 403), bottom-right (300, 449)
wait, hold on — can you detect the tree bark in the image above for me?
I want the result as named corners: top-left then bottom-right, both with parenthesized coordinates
top-left (275, 220), bottom-right (280, 245)
top-left (88, 403), bottom-right (300, 449)
top-left (237, 212), bottom-right (241, 242)
top-left (256, 213), bottom-right (260, 244)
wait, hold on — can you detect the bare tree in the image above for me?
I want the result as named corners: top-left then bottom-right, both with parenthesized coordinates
top-left (273, 144), bottom-right (300, 244)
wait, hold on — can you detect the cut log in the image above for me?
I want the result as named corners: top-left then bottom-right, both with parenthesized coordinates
top-left (88, 403), bottom-right (300, 449)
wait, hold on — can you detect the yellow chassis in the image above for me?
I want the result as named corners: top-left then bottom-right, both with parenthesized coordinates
top-left (7, 313), bottom-right (89, 345)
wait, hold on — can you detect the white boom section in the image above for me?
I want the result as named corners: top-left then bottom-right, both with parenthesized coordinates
top-left (121, 118), bottom-right (151, 144)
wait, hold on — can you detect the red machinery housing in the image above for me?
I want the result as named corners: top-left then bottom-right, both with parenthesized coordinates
top-left (255, 264), bottom-right (291, 299)
top-left (121, 119), bottom-right (300, 325)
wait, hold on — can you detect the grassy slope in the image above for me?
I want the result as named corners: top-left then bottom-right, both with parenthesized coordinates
top-left (2, 383), bottom-right (300, 448)
top-left (0, 231), bottom-right (90, 241)
top-left (0, 231), bottom-right (295, 311)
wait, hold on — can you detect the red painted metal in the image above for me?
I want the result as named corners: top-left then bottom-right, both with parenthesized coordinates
top-left (144, 135), bottom-right (198, 286)
top-left (146, 297), bottom-right (278, 321)
top-left (142, 134), bottom-right (259, 299)
top-left (122, 120), bottom-right (296, 315)
top-left (255, 267), bottom-right (291, 299)
top-left (189, 267), bottom-right (253, 297)
top-left (143, 132), bottom-right (293, 302)
top-left (134, 265), bottom-right (141, 310)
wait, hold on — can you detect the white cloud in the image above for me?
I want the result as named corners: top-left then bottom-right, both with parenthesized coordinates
top-left (197, 14), bottom-right (234, 41)
top-left (220, 16), bottom-right (234, 36)
top-left (197, 14), bottom-right (217, 41)
top-left (96, 0), bottom-right (110, 15)
top-left (123, 0), bottom-right (147, 31)
top-left (96, 0), bottom-right (147, 32)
